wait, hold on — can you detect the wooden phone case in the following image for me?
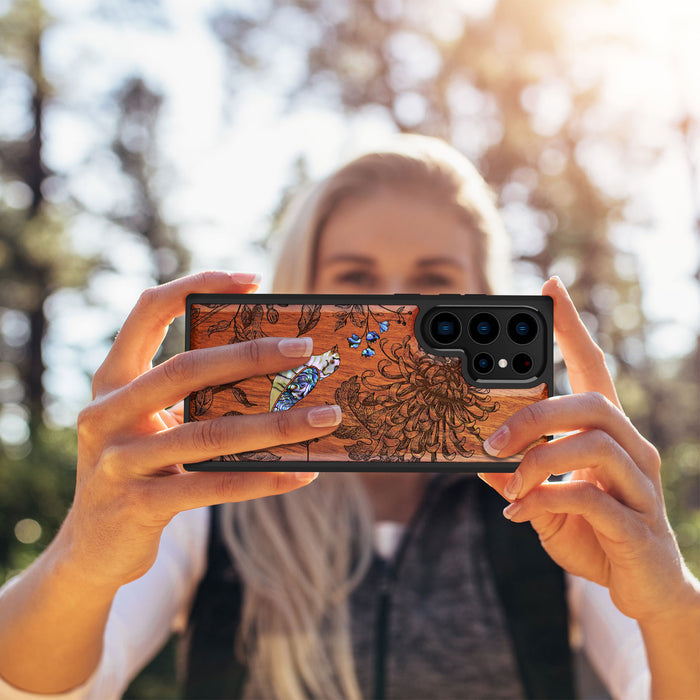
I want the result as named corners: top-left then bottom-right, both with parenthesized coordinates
top-left (184, 294), bottom-right (552, 472)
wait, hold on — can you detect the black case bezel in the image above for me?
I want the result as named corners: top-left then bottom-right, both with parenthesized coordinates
top-left (183, 293), bottom-right (553, 472)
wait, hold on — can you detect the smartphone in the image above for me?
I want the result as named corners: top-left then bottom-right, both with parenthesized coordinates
top-left (183, 294), bottom-right (552, 472)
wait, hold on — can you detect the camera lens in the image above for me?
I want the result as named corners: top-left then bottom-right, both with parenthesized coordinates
top-left (508, 313), bottom-right (538, 344)
top-left (473, 353), bottom-right (494, 374)
top-left (429, 312), bottom-right (461, 345)
top-left (512, 353), bottom-right (534, 374)
top-left (469, 313), bottom-right (499, 344)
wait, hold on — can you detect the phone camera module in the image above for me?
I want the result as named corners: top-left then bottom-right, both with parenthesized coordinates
top-left (512, 353), bottom-right (534, 374)
top-left (430, 311), bottom-right (461, 345)
top-left (469, 313), bottom-right (499, 344)
top-left (508, 313), bottom-right (538, 344)
top-left (473, 352), bottom-right (495, 374)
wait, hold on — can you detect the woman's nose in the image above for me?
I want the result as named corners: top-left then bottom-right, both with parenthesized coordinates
top-left (384, 276), bottom-right (413, 295)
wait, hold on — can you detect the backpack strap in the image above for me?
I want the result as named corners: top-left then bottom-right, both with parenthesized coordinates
top-left (181, 505), bottom-right (247, 699)
top-left (478, 479), bottom-right (576, 699)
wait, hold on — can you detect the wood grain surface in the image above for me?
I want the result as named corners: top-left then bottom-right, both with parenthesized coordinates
top-left (188, 303), bottom-right (547, 465)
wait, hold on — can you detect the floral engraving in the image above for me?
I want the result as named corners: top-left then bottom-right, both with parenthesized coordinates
top-left (191, 301), bottom-right (497, 464)
top-left (334, 336), bottom-right (498, 462)
top-left (190, 302), bottom-right (286, 341)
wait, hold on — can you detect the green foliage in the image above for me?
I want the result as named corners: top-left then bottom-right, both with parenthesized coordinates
top-left (0, 424), bottom-right (77, 584)
top-left (663, 446), bottom-right (700, 578)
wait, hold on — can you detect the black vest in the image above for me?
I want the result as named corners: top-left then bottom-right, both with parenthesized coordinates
top-left (181, 477), bottom-right (575, 699)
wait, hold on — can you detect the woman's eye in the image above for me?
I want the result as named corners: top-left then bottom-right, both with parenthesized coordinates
top-left (334, 270), bottom-right (376, 287)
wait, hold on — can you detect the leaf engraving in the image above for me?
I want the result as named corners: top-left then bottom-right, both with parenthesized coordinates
top-left (230, 385), bottom-right (255, 407)
top-left (298, 305), bottom-right (322, 335)
top-left (333, 311), bottom-right (350, 331)
top-left (241, 305), bottom-right (252, 328)
top-left (207, 318), bottom-right (233, 335)
top-left (193, 388), bottom-right (213, 416)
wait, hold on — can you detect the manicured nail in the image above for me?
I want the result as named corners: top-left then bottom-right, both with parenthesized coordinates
top-left (550, 275), bottom-right (572, 299)
top-left (504, 470), bottom-right (522, 501)
top-left (484, 426), bottom-right (510, 456)
top-left (503, 501), bottom-right (521, 520)
top-left (231, 272), bottom-right (262, 285)
top-left (279, 337), bottom-right (313, 358)
top-left (294, 471), bottom-right (319, 483)
top-left (308, 405), bottom-right (342, 427)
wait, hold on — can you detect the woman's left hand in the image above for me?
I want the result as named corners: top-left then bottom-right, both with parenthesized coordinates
top-left (478, 277), bottom-right (697, 625)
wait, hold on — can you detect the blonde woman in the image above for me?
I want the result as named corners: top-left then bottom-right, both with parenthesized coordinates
top-left (0, 136), bottom-right (698, 700)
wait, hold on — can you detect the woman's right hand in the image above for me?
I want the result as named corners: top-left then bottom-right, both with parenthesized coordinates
top-left (63, 271), bottom-right (340, 591)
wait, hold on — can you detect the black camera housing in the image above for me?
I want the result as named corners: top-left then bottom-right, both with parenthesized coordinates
top-left (420, 298), bottom-right (548, 387)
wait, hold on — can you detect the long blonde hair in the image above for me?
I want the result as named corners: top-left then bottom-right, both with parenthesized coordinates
top-left (220, 135), bottom-right (510, 699)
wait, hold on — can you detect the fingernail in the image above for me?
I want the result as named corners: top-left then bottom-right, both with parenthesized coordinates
top-left (551, 275), bottom-right (571, 298)
top-left (484, 426), bottom-right (510, 456)
top-left (308, 405), bottom-right (342, 428)
top-left (231, 272), bottom-right (262, 285)
top-left (279, 337), bottom-right (313, 358)
top-left (294, 471), bottom-right (319, 483)
top-left (503, 501), bottom-right (521, 520)
top-left (504, 470), bottom-right (522, 500)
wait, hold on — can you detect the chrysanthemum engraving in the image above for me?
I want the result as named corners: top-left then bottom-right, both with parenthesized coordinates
top-left (334, 336), bottom-right (498, 462)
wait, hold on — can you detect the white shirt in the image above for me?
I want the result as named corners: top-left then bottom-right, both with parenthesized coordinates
top-left (0, 507), bottom-right (650, 700)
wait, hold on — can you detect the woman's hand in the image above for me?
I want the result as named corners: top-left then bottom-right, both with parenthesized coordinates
top-left (65, 271), bottom-right (341, 590)
top-left (478, 277), bottom-right (699, 627)
top-left (0, 271), bottom-right (343, 694)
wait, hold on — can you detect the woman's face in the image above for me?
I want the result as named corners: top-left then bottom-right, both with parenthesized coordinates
top-left (312, 188), bottom-right (482, 295)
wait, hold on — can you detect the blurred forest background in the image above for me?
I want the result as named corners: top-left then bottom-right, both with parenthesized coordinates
top-left (1, 0), bottom-right (699, 696)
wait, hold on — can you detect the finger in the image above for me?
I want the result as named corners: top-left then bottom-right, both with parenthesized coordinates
top-left (497, 481), bottom-right (611, 585)
top-left (106, 404), bottom-right (342, 476)
top-left (500, 430), bottom-right (656, 512)
top-left (94, 271), bottom-right (260, 395)
top-left (160, 404), bottom-right (182, 429)
top-left (105, 337), bottom-right (314, 425)
top-left (543, 277), bottom-right (620, 408)
top-left (147, 469), bottom-right (319, 517)
top-left (483, 392), bottom-right (659, 479)
top-left (502, 480), bottom-right (640, 547)
top-left (477, 471), bottom-right (512, 499)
